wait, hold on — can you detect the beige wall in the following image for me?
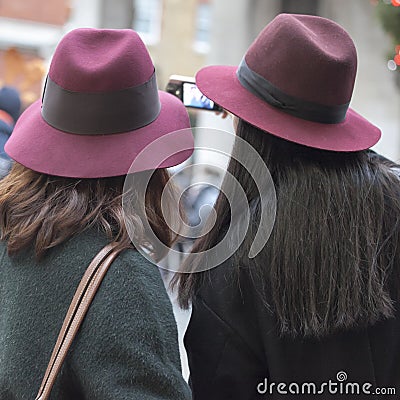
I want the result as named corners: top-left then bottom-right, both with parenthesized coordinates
top-left (147, 0), bottom-right (207, 89)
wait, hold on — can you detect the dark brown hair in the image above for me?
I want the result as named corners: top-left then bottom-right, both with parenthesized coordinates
top-left (0, 162), bottom-right (178, 260)
top-left (176, 119), bottom-right (400, 337)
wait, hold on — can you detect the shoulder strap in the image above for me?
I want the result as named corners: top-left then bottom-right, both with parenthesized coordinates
top-left (35, 242), bottom-right (123, 400)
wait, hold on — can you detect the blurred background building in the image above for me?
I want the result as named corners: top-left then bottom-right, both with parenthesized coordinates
top-left (1, 0), bottom-right (399, 378)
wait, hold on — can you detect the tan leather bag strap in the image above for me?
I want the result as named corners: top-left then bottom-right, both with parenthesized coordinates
top-left (35, 242), bottom-right (123, 400)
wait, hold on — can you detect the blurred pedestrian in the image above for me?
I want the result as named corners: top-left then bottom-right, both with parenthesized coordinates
top-left (0, 86), bottom-right (21, 178)
top-left (0, 28), bottom-right (193, 399)
top-left (177, 14), bottom-right (400, 399)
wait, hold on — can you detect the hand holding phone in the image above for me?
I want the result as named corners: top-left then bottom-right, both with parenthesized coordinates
top-left (166, 75), bottom-right (222, 112)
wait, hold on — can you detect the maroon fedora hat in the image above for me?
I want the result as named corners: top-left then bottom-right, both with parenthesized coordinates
top-left (196, 14), bottom-right (381, 152)
top-left (5, 28), bottom-right (193, 178)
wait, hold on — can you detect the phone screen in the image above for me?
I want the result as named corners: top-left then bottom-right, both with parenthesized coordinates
top-left (182, 82), bottom-right (215, 110)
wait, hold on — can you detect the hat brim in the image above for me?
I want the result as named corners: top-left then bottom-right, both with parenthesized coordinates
top-left (196, 66), bottom-right (381, 152)
top-left (5, 91), bottom-right (193, 178)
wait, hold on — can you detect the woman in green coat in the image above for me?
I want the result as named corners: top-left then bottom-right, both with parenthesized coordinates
top-left (0, 27), bottom-right (193, 399)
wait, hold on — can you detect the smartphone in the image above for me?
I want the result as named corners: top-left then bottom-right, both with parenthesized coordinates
top-left (166, 75), bottom-right (222, 112)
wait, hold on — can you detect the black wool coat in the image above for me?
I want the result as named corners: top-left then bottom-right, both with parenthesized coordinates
top-left (185, 260), bottom-right (400, 400)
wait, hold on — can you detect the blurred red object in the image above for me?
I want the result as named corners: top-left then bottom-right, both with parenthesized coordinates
top-left (392, 0), bottom-right (400, 6)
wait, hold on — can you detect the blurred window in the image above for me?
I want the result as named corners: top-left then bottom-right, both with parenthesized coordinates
top-left (133, 0), bottom-right (162, 45)
top-left (194, 0), bottom-right (211, 53)
top-left (281, 0), bottom-right (319, 15)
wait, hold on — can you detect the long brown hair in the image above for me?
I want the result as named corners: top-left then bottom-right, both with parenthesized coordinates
top-left (0, 162), bottom-right (178, 260)
top-left (176, 119), bottom-right (400, 337)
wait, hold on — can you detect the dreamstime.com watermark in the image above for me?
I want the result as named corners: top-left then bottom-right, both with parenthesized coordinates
top-left (122, 127), bottom-right (277, 272)
top-left (257, 371), bottom-right (397, 396)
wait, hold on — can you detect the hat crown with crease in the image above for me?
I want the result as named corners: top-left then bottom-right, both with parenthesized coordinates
top-left (195, 13), bottom-right (381, 152)
top-left (49, 28), bottom-right (153, 92)
top-left (245, 13), bottom-right (357, 107)
top-left (5, 28), bottom-right (193, 178)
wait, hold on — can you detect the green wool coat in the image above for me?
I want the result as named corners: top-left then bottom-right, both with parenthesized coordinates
top-left (0, 229), bottom-right (191, 399)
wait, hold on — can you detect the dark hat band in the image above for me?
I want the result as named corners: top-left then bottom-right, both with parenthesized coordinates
top-left (236, 58), bottom-right (349, 124)
top-left (41, 70), bottom-right (161, 135)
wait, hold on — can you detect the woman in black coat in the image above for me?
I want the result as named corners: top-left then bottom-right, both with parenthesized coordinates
top-left (176, 14), bottom-right (400, 399)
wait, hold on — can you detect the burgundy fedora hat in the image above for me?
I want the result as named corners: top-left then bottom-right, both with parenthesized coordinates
top-left (196, 14), bottom-right (381, 152)
top-left (5, 28), bottom-right (193, 178)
